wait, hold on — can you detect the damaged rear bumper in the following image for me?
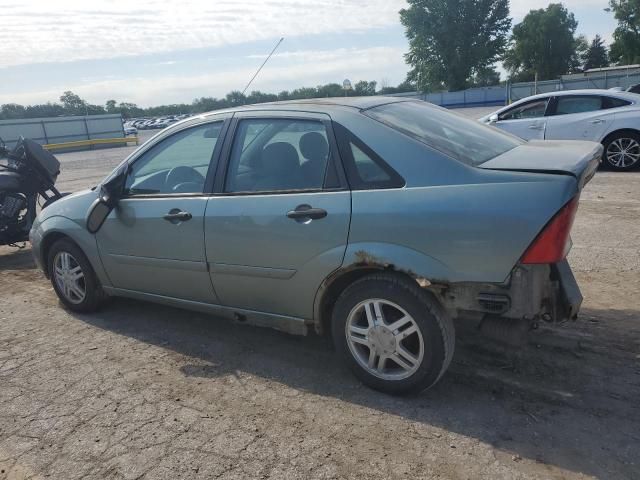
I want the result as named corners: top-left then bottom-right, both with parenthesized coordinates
top-left (439, 259), bottom-right (583, 324)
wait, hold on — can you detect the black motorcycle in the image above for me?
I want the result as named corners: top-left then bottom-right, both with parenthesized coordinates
top-left (0, 137), bottom-right (64, 247)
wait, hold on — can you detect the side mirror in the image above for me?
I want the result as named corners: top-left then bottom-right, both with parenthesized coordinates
top-left (86, 164), bottom-right (128, 233)
top-left (488, 114), bottom-right (499, 124)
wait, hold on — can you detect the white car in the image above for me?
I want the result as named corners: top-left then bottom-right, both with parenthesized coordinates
top-left (480, 89), bottom-right (640, 171)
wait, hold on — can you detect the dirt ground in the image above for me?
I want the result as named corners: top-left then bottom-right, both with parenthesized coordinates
top-left (1, 136), bottom-right (639, 479)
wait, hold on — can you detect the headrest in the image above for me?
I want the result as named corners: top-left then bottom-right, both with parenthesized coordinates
top-left (262, 142), bottom-right (299, 173)
top-left (299, 132), bottom-right (328, 162)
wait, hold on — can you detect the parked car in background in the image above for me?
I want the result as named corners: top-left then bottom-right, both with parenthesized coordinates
top-left (626, 83), bottom-right (640, 94)
top-left (123, 124), bottom-right (137, 136)
top-left (481, 89), bottom-right (640, 171)
top-left (30, 98), bottom-right (598, 394)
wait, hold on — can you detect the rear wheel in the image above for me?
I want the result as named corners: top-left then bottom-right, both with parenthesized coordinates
top-left (603, 132), bottom-right (640, 171)
top-left (332, 273), bottom-right (455, 395)
top-left (47, 238), bottom-right (106, 312)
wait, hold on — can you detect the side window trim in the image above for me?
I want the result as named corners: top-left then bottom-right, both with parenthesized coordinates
top-left (122, 118), bottom-right (230, 198)
top-left (212, 114), bottom-right (348, 195)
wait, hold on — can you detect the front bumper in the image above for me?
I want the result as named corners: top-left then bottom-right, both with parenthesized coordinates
top-left (29, 221), bottom-right (45, 273)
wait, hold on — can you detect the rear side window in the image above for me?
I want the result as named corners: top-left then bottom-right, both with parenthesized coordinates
top-left (554, 96), bottom-right (603, 115)
top-left (603, 96), bottom-right (632, 109)
top-left (365, 101), bottom-right (522, 167)
top-left (334, 123), bottom-right (404, 190)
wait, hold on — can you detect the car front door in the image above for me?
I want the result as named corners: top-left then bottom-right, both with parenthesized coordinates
top-left (96, 118), bottom-right (229, 303)
top-left (544, 95), bottom-right (612, 141)
top-left (204, 112), bottom-right (351, 320)
top-left (493, 97), bottom-right (550, 140)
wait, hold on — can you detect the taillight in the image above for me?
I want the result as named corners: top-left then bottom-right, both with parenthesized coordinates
top-left (521, 196), bottom-right (579, 264)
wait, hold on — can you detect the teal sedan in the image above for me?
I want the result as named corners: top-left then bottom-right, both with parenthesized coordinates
top-left (30, 98), bottom-right (600, 394)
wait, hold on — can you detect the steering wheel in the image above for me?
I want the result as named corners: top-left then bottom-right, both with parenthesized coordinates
top-left (165, 166), bottom-right (205, 192)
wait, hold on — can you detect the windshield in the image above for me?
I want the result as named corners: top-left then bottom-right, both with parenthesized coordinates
top-left (365, 101), bottom-right (523, 166)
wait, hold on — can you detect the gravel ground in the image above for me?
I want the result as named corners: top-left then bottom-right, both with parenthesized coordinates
top-left (1, 127), bottom-right (639, 479)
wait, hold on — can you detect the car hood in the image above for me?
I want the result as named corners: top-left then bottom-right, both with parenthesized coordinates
top-left (38, 188), bottom-right (98, 223)
top-left (479, 140), bottom-right (602, 190)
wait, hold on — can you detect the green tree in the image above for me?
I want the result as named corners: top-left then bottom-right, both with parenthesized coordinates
top-left (225, 91), bottom-right (246, 106)
top-left (608, 0), bottom-right (640, 65)
top-left (470, 66), bottom-right (501, 87)
top-left (353, 80), bottom-right (377, 96)
top-left (105, 99), bottom-right (117, 113)
top-left (400, 0), bottom-right (511, 92)
top-left (583, 35), bottom-right (609, 70)
top-left (59, 91), bottom-right (86, 113)
top-left (504, 4), bottom-right (583, 81)
top-left (0, 103), bottom-right (27, 120)
top-left (316, 83), bottom-right (344, 97)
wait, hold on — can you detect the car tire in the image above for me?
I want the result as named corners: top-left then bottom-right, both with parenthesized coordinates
top-left (47, 238), bottom-right (106, 313)
top-left (602, 131), bottom-right (640, 171)
top-left (331, 273), bottom-right (455, 395)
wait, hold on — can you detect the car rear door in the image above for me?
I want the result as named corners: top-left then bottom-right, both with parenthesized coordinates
top-left (203, 111), bottom-right (351, 320)
top-left (96, 117), bottom-right (230, 303)
top-left (544, 95), bottom-right (612, 141)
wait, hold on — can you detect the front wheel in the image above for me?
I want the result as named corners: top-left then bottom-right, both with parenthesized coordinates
top-left (332, 273), bottom-right (455, 395)
top-left (47, 238), bottom-right (106, 312)
top-left (603, 132), bottom-right (640, 171)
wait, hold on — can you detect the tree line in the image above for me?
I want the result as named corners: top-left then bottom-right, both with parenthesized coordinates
top-left (402, 0), bottom-right (639, 91)
top-left (0, 80), bottom-right (412, 120)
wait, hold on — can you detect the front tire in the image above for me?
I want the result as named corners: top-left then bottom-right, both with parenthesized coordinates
top-left (602, 132), bottom-right (640, 171)
top-left (332, 273), bottom-right (455, 395)
top-left (47, 238), bottom-right (106, 312)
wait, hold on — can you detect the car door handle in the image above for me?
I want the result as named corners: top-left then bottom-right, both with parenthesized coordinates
top-left (163, 210), bottom-right (192, 222)
top-left (286, 204), bottom-right (327, 221)
top-left (591, 119), bottom-right (605, 124)
top-left (528, 124), bottom-right (544, 130)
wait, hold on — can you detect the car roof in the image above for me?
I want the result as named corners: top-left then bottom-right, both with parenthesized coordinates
top-left (198, 96), bottom-right (416, 118)
top-left (513, 89), bottom-right (639, 104)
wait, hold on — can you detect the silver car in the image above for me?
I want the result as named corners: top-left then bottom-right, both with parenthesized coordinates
top-left (30, 98), bottom-right (600, 394)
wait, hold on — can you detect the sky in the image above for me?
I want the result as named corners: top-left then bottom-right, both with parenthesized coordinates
top-left (0, 0), bottom-right (617, 107)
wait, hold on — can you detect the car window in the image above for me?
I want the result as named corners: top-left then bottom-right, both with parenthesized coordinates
top-left (603, 96), bottom-right (632, 109)
top-left (125, 122), bottom-right (222, 195)
top-left (350, 143), bottom-right (391, 184)
top-left (333, 123), bottom-right (404, 189)
top-left (365, 101), bottom-right (522, 167)
top-left (499, 99), bottom-right (549, 120)
top-left (554, 96), bottom-right (603, 115)
top-left (225, 119), bottom-right (330, 193)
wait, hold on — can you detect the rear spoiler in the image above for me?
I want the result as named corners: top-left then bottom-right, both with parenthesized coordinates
top-left (480, 140), bottom-right (602, 190)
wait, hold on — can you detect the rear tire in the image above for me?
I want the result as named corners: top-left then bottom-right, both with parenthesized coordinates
top-left (602, 131), bottom-right (640, 171)
top-left (331, 273), bottom-right (455, 395)
top-left (47, 238), bottom-right (106, 312)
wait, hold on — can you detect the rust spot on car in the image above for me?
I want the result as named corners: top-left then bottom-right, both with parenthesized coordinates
top-left (353, 250), bottom-right (432, 288)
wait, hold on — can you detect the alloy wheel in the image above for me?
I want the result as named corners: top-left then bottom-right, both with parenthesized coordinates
top-left (53, 251), bottom-right (86, 304)
top-left (345, 299), bottom-right (425, 381)
top-left (606, 137), bottom-right (640, 169)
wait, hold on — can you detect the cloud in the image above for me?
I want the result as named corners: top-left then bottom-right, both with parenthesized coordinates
top-left (0, 46), bottom-right (407, 106)
top-left (0, 0), bottom-right (406, 67)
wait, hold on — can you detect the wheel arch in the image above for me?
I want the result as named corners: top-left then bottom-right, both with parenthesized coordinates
top-left (313, 265), bottom-right (442, 338)
top-left (36, 216), bottom-right (111, 287)
top-left (40, 231), bottom-right (73, 277)
top-left (601, 127), bottom-right (640, 145)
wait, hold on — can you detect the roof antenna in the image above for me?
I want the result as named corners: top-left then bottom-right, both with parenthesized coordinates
top-left (241, 37), bottom-right (285, 97)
